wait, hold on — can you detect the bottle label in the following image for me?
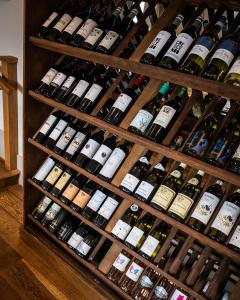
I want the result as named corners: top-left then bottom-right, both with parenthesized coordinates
top-left (112, 253), bottom-right (130, 272)
top-left (130, 110), bottom-right (154, 133)
top-left (86, 190), bottom-right (107, 211)
top-left (76, 241), bottom-right (91, 256)
top-left (211, 201), bottom-right (240, 235)
top-left (84, 83), bottom-right (103, 102)
top-left (80, 139), bottom-right (100, 158)
top-left (92, 144), bottom-right (113, 166)
top-left (65, 132), bottom-right (86, 156)
top-left (49, 119), bottom-right (68, 141)
top-left (67, 232), bottom-right (84, 249)
top-left (154, 286), bottom-right (169, 299)
top-left (36, 197), bottom-right (52, 214)
top-left (168, 193), bottom-right (194, 219)
top-left (120, 173), bottom-right (140, 192)
top-left (188, 178), bottom-right (199, 185)
top-left (41, 68), bottom-right (58, 85)
top-left (42, 12), bottom-right (58, 28)
top-left (111, 220), bottom-right (132, 240)
top-left (54, 172), bottom-right (71, 191)
top-left (140, 235), bottom-right (159, 257)
top-left (112, 93), bottom-right (133, 112)
top-left (55, 127), bottom-right (76, 150)
top-left (211, 39), bottom-right (238, 66)
top-left (84, 28), bottom-right (104, 46)
top-left (33, 158), bottom-right (55, 181)
top-left (125, 262), bottom-right (144, 282)
top-left (170, 289), bottom-right (188, 300)
top-left (39, 114), bottom-right (57, 135)
top-left (227, 57), bottom-right (240, 75)
top-left (99, 148), bottom-right (126, 179)
top-left (125, 226), bottom-right (145, 247)
top-left (97, 196), bottom-right (119, 220)
top-left (228, 225), bottom-right (240, 248)
top-left (190, 192), bottom-right (220, 225)
top-left (53, 14), bottom-right (72, 32)
top-left (153, 105), bottom-right (176, 128)
top-left (63, 16), bottom-right (83, 35)
top-left (154, 163), bottom-right (165, 171)
top-left (72, 80), bottom-right (90, 98)
top-left (45, 203), bottom-right (61, 220)
top-left (151, 185), bottom-right (176, 210)
top-left (51, 72), bottom-right (67, 87)
top-left (98, 31), bottom-right (119, 50)
top-left (164, 33), bottom-right (194, 63)
top-left (140, 275), bottom-right (153, 288)
top-left (62, 76), bottom-right (76, 89)
top-left (76, 19), bottom-right (97, 39)
top-left (189, 36), bottom-right (213, 60)
top-left (145, 30), bottom-right (172, 57)
top-left (45, 166), bottom-right (63, 185)
top-left (62, 183), bottom-right (79, 201)
top-left (170, 169), bottom-right (181, 178)
top-left (135, 181), bottom-right (154, 200)
top-left (232, 145), bottom-right (240, 159)
top-left (73, 190), bottom-right (91, 208)
top-left (187, 130), bottom-right (209, 155)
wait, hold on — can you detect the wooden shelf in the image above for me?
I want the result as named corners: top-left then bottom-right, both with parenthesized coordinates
top-left (27, 139), bottom-right (240, 265)
top-left (29, 37), bottom-right (240, 102)
top-left (29, 90), bottom-right (240, 187)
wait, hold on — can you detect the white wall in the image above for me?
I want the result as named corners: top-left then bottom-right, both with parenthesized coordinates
top-left (0, 0), bottom-right (24, 182)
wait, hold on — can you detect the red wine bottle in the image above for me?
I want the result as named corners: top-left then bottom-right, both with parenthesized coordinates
top-left (50, 167), bottom-right (75, 198)
top-left (41, 162), bottom-right (65, 191)
top-left (35, 63), bottom-right (60, 95)
top-left (32, 157), bottom-right (56, 185)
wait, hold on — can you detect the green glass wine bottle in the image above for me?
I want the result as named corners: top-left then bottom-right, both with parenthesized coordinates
top-left (224, 54), bottom-right (240, 86)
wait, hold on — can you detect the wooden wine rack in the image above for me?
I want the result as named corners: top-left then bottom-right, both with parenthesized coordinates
top-left (24, 0), bottom-right (240, 299)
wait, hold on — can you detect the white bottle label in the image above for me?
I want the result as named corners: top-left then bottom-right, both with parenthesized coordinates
top-left (49, 119), bottom-right (68, 141)
top-left (125, 262), bottom-right (144, 282)
top-left (97, 196), bottom-right (119, 220)
top-left (80, 139), bottom-right (100, 158)
top-left (120, 173), bottom-right (140, 192)
top-left (135, 181), bottom-right (154, 200)
top-left (63, 16), bottom-right (83, 35)
top-left (33, 158), bottom-right (55, 181)
top-left (42, 12), bottom-right (58, 28)
top-left (99, 31), bottom-right (119, 50)
top-left (84, 28), bottom-right (104, 46)
top-left (189, 44), bottom-right (210, 60)
top-left (140, 235), bottom-right (159, 257)
top-left (53, 14), bottom-right (72, 32)
top-left (151, 185), bottom-right (176, 210)
top-left (62, 76), bottom-right (76, 89)
top-left (228, 225), bottom-right (240, 248)
top-left (112, 253), bottom-right (130, 272)
top-left (76, 241), bottom-right (91, 256)
top-left (211, 48), bottom-right (234, 66)
top-left (76, 19), bottom-right (97, 39)
top-left (72, 80), bottom-right (90, 98)
top-left (111, 220), bottom-right (132, 240)
top-left (87, 190), bottom-right (107, 211)
top-left (39, 115), bottom-right (57, 135)
top-left (51, 72), bottom-right (67, 87)
top-left (65, 132), bottom-right (86, 156)
top-left (99, 148), bottom-right (126, 179)
top-left (170, 289), bottom-right (188, 300)
top-left (92, 144), bottom-right (113, 165)
top-left (41, 68), bottom-right (58, 85)
top-left (113, 93), bottom-right (132, 112)
top-left (67, 232), bottom-right (84, 249)
top-left (168, 193), bottom-right (194, 219)
top-left (211, 201), bottom-right (240, 235)
top-left (130, 110), bottom-right (154, 133)
top-left (190, 192), bottom-right (221, 225)
top-left (36, 196), bottom-right (52, 213)
top-left (154, 286), bottom-right (169, 299)
top-left (125, 226), bottom-right (144, 247)
top-left (140, 275), bottom-right (154, 288)
top-left (232, 144), bottom-right (240, 159)
top-left (227, 57), bottom-right (240, 75)
top-left (164, 33), bottom-right (194, 63)
top-left (84, 84), bottom-right (103, 102)
top-left (145, 30), bottom-right (171, 57)
top-left (55, 126), bottom-right (76, 150)
top-left (153, 105), bottom-right (176, 128)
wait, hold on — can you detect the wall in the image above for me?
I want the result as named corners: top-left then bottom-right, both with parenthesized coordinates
top-left (0, 0), bottom-right (24, 183)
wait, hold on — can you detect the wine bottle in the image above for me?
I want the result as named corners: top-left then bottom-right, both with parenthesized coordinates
top-left (74, 128), bottom-right (105, 167)
top-left (32, 196), bottom-right (52, 220)
top-left (138, 222), bottom-right (169, 261)
top-left (92, 194), bottom-right (121, 228)
top-left (228, 142), bottom-right (240, 175)
top-left (224, 55), bottom-right (240, 86)
top-left (181, 16), bottom-right (226, 75)
top-left (35, 111), bottom-right (64, 144)
top-left (75, 233), bottom-right (100, 258)
top-left (57, 218), bottom-right (76, 242)
top-left (60, 174), bottom-right (87, 205)
top-left (169, 288), bottom-right (188, 300)
top-left (168, 170), bottom-right (204, 221)
top-left (151, 276), bottom-right (174, 300)
top-left (41, 162), bottom-right (65, 191)
top-left (119, 151), bottom-right (152, 194)
top-left (85, 134), bottom-right (118, 175)
top-left (202, 26), bottom-right (240, 81)
top-left (208, 188), bottom-right (240, 243)
top-left (128, 82), bottom-right (170, 136)
top-left (227, 222), bottom-right (240, 253)
top-left (183, 98), bottom-right (227, 159)
top-left (48, 209), bottom-right (69, 233)
top-left (111, 204), bottom-right (142, 241)
top-left (67, 224), bottom-right (88, 250)
top-left (140, 14), bottom-right (184, 65)
top-left (43, 115), bottom-right (74, 149)
top-left (124, 213), bottom-right (156, 250)
top-left (188, 180), bottom-right (225, 232)
top-left (104, 75), bottom-right (146, 125)
top-left (34, 64), bottom-right (59, 95)
top-left (50, 168), bottom-right (75, 198)
top-left (70, 180), bottom-right (98, 212)
top-left (150, 163), bottom-right (187, 212)
top-left (96, 97), bottom-right (116, 120)
top-left (98, 141), bottom-right (131, 182)
top-left (159, 16), bottom-right (203, 70)
top-left (32, 157), bottom-right (56, 185)
top-left (107, 251), bottom-right (132, 283)
top-left (41, 203), bottom-right (62, 227)
top-left (145, 86), bottom-right (187, 143)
